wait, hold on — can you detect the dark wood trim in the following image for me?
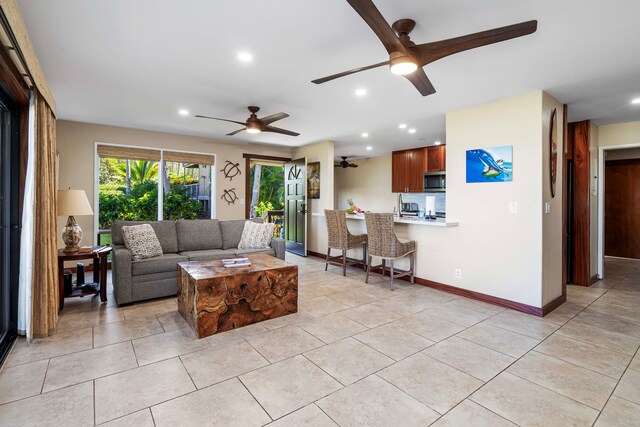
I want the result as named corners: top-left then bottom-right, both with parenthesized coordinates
top-left (242, 154), bottom-right (291, 162)
top-left (569, 120), bottom-right (591, 286)
top-left (0, 44), bottom-right (29, 106)
top-left (589, 275), bottom-right (599, 285)
top-left (307, 251), bottom-right (561, 317)
top-left (243, 153), bottom-right (291, 219)
top-left (561, 104), bottom-right (568, 296)
top-left (541, 294), bottom-right (567, 316)
top-left (66, 261), bottom-right (112, 273)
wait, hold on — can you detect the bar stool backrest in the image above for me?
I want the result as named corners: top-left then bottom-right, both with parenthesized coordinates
top-left (364, 212), bottom-right (402, 258)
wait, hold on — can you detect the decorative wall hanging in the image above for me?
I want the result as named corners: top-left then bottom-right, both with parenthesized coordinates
top-left (466, 146), bottom-right (513, 183)
top-left (221, 188), bottom-right (239, 205)
top-left (549, 108), bottom-right (558, 198)
top-left (220, 160), bottom-right (241, 181)
top-left (307, 162), bottom-right (320, 199)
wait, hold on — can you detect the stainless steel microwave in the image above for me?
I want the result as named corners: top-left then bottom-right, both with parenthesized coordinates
top-left (424, 172), bottom-right (446, 192)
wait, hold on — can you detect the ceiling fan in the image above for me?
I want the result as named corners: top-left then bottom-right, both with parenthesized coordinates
top-left (335, 156), bottom-right (359, 168)
top-left (312, 0), bottom-right (537, 96)
top-left (195, 106), bottom-right (300, 136)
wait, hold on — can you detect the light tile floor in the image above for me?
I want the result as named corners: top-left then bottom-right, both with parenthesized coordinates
top-left (1, 255), bottom-right (640, 426)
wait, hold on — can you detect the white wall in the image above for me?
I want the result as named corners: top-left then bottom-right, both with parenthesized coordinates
top-left (291, 141), bottom-right (334, 254)
top-left (589, 123), bottom-right (599, 278)
top-left (541, 92), bottom-right (565, 305)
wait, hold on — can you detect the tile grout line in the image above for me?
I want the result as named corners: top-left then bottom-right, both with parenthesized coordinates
top-left (39, 358), bottom-right (51, 395)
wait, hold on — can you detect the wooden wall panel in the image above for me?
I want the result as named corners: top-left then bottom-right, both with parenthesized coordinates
top-left (569, 120), bottom-right (591, 286)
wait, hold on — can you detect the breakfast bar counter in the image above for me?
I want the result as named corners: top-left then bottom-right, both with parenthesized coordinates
top-left (311, 212), bottom-right (459, 227)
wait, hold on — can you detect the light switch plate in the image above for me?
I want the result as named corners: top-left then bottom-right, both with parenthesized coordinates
top-left (240, 198), bottom-right (245, 205)
top-left (509, 202), bottom-right (518, 214)
top-left (545, 202), bottom-right (551, 214)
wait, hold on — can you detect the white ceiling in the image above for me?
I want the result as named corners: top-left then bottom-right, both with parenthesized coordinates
top-left (17, 0), bottom-right (640, 158)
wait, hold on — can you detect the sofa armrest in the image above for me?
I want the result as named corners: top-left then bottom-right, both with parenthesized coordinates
top-left (111, 244), bottom-right (133, 305)
top-left (270, 238), bottom-right (285, 260)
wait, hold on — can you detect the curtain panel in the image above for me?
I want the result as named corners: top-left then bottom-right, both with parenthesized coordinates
top-left (30, 91), bottom-right (58, 338)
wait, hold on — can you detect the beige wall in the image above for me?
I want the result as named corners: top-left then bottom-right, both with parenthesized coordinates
top-left (605, 146), bottom-right (640, 160)
top-left (335, 156), bottom-right (396, 213)
top-left (291, 141), bottom-right (334, 254)
top-left (589, 123), bottom-right (599, 278)
top-left (56, 120), bottom-right (292, 247)
top-left (541, 92), bottom-right (565, 305)
top-left (598, 120), bottom-right (640, 148)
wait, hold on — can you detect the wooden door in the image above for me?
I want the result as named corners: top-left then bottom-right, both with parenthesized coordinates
top-left (427, 146), bottom-right (446, 172)
top-left (284, 158), bottom-right (307, 256)
top-left (605, 160), bottom-right (640, 259)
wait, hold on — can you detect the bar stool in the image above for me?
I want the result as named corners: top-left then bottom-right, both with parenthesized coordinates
top-left (324, 209), bottom-right (368, 276)
top-left (364, 212), bottom-right (416, 290)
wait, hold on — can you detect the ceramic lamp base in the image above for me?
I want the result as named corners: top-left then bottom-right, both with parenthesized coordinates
top-left (61, 215), bottom-right (83, 252)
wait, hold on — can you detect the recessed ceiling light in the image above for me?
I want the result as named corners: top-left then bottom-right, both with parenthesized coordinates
top-left (632, 98), bottom-right (640, 105)
top-left (366, 146), bottom-right (373, 151)
top-left (408, 128), bottom-right (416, 134)
top-left (355, 88), bottom-right (367, 97)
top-left (237, 52), bottom-right (253, 62)
top-left (178, 109), bottom-right (189, 116)
top-left (434, 141), bottom-right (442, 145)
top-left (361, 132), bottom-right (369, 138)
top-left (399, 124), bottom-right (407, 129)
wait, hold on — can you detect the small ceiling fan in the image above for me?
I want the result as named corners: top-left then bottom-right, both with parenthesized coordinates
top-left (195, 106), bottom-right (300, 136)
top-left (335, 156), bottom-right (359, 168)
top-left (312, 0), bottom-right (537, 96)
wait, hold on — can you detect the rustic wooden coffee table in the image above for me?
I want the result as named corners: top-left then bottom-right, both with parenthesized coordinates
top-left (177, 253), bottom-right (298, 338)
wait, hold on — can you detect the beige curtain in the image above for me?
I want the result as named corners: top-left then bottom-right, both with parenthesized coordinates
top-left (30, 91), bottom-right (58, 338)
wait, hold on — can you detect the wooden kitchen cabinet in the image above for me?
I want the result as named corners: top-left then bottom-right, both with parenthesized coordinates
top-left (426, 145), bottom-right (446, 172)
top-left (392, 148), bottom-right (426, 193)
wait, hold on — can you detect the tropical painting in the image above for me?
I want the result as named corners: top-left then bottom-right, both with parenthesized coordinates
top-left (466, 145), bottom-right (513, 183)
top-left (307, 161), bottom-right (320, 199)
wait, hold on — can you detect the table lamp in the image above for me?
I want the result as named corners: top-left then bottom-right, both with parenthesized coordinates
top-left (57, 189), bottom-right (94, 253)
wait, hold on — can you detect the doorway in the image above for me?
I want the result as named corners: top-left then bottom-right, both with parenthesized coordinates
top-left (598, 147), bottom-right (640, 276)
top-left (0, 86), bottom-right (20, 364)
top-left (284, 158), bottom-right (307, 256)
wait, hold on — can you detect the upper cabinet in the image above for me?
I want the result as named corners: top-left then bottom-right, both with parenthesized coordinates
top-left (392, 148), bottom-right (426, 193)
top-left (426, 145), bottom-right (446, 172)
top-left (392, 145), bottom-right (446, 193)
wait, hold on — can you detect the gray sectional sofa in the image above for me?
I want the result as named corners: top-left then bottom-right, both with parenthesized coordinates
top-left (110, 218), bottom-right (285, 306)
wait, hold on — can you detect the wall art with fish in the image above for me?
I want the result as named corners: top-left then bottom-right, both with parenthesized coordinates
top-left (466, 145), bottom-right (513, 183)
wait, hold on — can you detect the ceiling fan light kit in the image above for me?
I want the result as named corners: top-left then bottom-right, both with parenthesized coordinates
top-left (312, 0), bottom-right (537, 96)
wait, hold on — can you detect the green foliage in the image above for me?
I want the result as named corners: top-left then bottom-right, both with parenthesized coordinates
top-left (163, 185), bottom-right (202, 220)
top-left (116, 160), bottom-right (159, 184)
top-left (249, 165), bottom-right (284, 210)
top-left (98, 181), bottom-right (202, 229)
top-left (254, 201), bottom-right (274, 217)
top-left (99, 158), bottom-right (124, 185)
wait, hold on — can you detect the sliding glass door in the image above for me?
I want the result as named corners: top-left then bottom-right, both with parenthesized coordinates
top-left (0, 88), bottom-right (20, 364)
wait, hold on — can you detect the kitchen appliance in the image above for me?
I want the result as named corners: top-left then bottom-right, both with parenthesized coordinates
top-left (398, 194), bottom-right (420, 217)
top-left (425, 196), bottom-right (436, 219)
top-left (424, 172), bottom-right (446, 192)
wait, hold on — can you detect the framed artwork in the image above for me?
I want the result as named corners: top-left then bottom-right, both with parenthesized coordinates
top-left (466, 145), bottom-right (513, 183)
top-left (307, 161), bottom-right (320, 199)
top-left (549, 108), bottom-right (558, 197)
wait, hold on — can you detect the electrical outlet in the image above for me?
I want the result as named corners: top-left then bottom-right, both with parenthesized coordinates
top-left (240, 198), bottom-right (245, 205)
top-left (455, 268), bottom-right (462, 279)
top-left (545, 202), bottom-right (551, 214)
top-left (509, 202), bottom-right (518, 214)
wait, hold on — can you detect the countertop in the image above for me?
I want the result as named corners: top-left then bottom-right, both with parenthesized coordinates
top-left (311, 212), bottom-right (459, 227)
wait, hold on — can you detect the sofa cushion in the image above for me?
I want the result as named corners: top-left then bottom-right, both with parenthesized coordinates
top-left (122, 224), bottom-right (163, 261)
top-left (220, 218), bottom-right (264, 249)
top-left (180, 249), bottom-right (237, 262)
top-left (235, 248), bottom-right (276, 257)
top-left (131, 271), bottom-right (176, 284)
top-left (131, 253), bottom-right (189, 276)
top-left (176, 219), bottom-right (223, 252)
top-left (238, 221), bottom-right (275, 250)
top-left (112, 221), bottom-right (178, 253)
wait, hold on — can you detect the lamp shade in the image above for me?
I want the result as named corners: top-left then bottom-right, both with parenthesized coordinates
top-left (57, 189), bottom-right (94, 216)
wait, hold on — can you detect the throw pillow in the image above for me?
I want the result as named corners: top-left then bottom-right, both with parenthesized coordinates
top-left (237, 221), bottom-right (275, 250)
top-left (121, 224), bottom-right (163, 261)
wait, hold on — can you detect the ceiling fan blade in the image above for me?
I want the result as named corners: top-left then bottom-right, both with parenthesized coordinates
top-left (412, 20), bottom-right (538, 66)
top-left (312, 61), bottom-right (390, 84)
top-left (403, 68), bottom-right (436, 96)
top-left (348, 164), bottom-right (358, 168)
top-left (347, 0), bottom-right (406, 54)
top-left (195, 115), bottom-right (247, 126)
top-left (260, 112), bottom-right (289, 125)
top-left (226, 128), bottom-right (246, 136)
top-left (263, 125), bottom-right (300, 137)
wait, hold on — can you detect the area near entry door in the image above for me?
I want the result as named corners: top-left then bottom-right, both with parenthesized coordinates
top-left (284, 158), bottom-right (307, 256)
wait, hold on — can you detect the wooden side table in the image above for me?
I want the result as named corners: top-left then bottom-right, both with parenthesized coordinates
top-left (58, 246), bottom-right (112, 311)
